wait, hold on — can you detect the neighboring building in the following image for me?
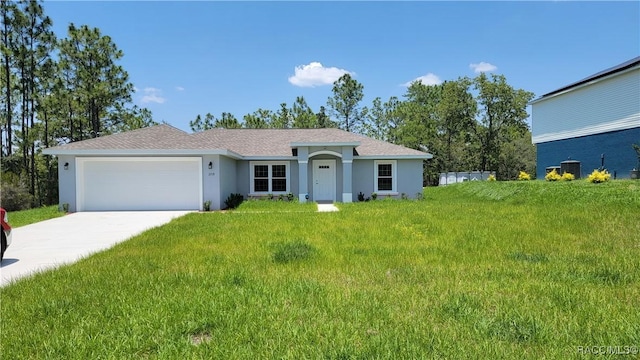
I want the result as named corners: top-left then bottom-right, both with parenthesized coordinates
top-left (43, 126), bottom-right (432, 211)
top-left (530, 56), bottom-right (640, 179)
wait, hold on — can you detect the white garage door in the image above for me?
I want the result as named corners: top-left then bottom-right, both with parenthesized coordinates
top-left (77, 157), bottom-right (202, 211)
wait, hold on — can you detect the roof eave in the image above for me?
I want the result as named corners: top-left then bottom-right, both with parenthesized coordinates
top-left (356, 154), bottom-right (433, 160)
top-left (290, 141), bottom-right (361, 147)
top-left (243, 156), bottom-right (298, 160)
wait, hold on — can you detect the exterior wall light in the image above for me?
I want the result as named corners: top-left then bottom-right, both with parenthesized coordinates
top-left (208, 161), bottom-right (213, 169)
top-left (64, 162), bottom-right (69, 170)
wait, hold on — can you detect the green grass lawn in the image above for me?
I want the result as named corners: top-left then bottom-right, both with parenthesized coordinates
top-left (235, 198), bottom-right (318, 213)
top-left (7, 205), bottom-right (65, 228)
top-left (1, 181), bottom-right (639, 358)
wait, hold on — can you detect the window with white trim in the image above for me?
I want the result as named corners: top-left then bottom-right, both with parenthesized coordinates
top-left (250, 161), bottom-right (290, 194)
top-left (374, 160), bottom-right (397, 194)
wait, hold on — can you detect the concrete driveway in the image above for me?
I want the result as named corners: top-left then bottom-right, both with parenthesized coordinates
top-left (0, 211), bottom-right (190, 287)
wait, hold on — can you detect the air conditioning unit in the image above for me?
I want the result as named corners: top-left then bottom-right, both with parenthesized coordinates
top-left (560, 160), bottom-right (581, 179)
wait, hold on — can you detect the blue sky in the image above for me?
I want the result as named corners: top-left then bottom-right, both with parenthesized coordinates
top-left (45, 1), bottom-right (639, 132)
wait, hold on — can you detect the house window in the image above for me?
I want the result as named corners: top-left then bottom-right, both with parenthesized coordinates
top-left (271, 164), bottom-right (287, 192)
top-left (250, 161), bottom-right (290, 194)
top-left (254, 165), bottom-right (269, 192)
top-left (374, 160), bottom-right (397, 194)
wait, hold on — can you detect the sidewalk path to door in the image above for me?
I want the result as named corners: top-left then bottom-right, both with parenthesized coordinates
top-left (317, 203), bottom-right (339, 212)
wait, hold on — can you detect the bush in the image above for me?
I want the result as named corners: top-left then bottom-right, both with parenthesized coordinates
top-left (0, 183), bottom-right (33, 211)
top-left (517, 171), bottom-right (531, 181)
top-left (545, 169), bottom-right (561, 182)
top-left (357, 192), bottom-right (371, 202)
top-left (561, 172), bottom-right (575, 181)
top-left (488, 174), bottom-right (496, 182)
top-left (371, 192), bottom-right (378, 200)
top-left (203, 200), bottom-right (211, 211)
top-left (224, 193), bottom-right (244, 209)
top-left (587, 169), bottom-right (611, 183)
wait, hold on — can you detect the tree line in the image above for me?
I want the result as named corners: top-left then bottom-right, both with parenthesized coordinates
top-left (1, 0), bottom-right (154, 209)
top-left (191, 72), bottom-right (536, 185)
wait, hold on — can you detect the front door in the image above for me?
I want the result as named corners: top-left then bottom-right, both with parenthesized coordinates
top-left (313, 159), bottom-right (336, 202)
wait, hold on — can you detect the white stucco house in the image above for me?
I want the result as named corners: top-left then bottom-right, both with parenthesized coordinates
top-left (530, 56), bottom-right (640, 179)
top-left (43, 126), bottom-right (432, 211)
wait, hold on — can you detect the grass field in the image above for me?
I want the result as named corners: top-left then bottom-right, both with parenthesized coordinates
top-left (6, 205), bottom-right (65, 228)
top-left (1, 181), bottom-right (639, 358)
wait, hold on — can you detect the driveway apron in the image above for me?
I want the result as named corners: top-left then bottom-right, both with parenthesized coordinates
top-left (0, 211), bottom-right (190, 287)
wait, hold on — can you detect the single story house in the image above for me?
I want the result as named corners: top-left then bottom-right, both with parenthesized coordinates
top-left (530, 56), bottom-right (640, 179)
top-left (43, 125), bottom-right (432, 211)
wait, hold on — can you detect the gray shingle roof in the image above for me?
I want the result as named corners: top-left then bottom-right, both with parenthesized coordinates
top-left (44, 124), bottom-right (431, 158)
top-left (192, 128), bottom-right (429, 157)
top-left (47, 124), bottom-right (197, 150)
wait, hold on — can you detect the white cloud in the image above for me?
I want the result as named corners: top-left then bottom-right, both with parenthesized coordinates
top-left (141, 87), bottom-right (166, 104)
top-left (288, 62), bottom-right (352, 87)
top-left (470, 62), bottom-right (497, 73)
top-left (402, 73), bottom-right (442, 87)
top-left (133, 86), bottom-right (139, 93)
top-left (176, 86), bottom-right (185, 91)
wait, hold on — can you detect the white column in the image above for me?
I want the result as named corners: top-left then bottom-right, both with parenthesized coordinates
top-left (341, 147), bottom-right (353, 203)
top-left (297, 147), bottom-right (309, 202)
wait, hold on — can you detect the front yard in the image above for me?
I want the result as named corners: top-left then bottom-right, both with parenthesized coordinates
top-left (1, 181), bottom-right (639, 358)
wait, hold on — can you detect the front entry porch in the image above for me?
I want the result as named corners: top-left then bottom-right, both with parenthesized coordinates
top-left (294, 144), bottom-right (356, 204)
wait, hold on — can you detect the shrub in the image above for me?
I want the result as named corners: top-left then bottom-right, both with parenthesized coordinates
top-left (203, 200), bottom-right (211, 211)
top-left (224, 193), bottom-right (244, 209)
top-left (371, 192), bottom-right (377, 200)
top-left (286, 193), bottom-right (295, 202)
top-left (401, 193), bottom-right (408, 200)
top-left (357, 192), bottom-right (366, 202)
top-left (517, 171), bottom-right (531, 181)
top-left (561, 172), bottom-right (575, 181)
top-left (587, 169), bottom-right (611, 183)
top-left (0, 183), bottom-right (33, 211)
top-left (545, 169), bottom-right (561, 182)
top-left (487, 174), bottom-right (496, 182)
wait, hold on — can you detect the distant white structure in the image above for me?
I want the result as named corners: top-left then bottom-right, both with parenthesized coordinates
top-left (439, 171), bottom-right (496, 186)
